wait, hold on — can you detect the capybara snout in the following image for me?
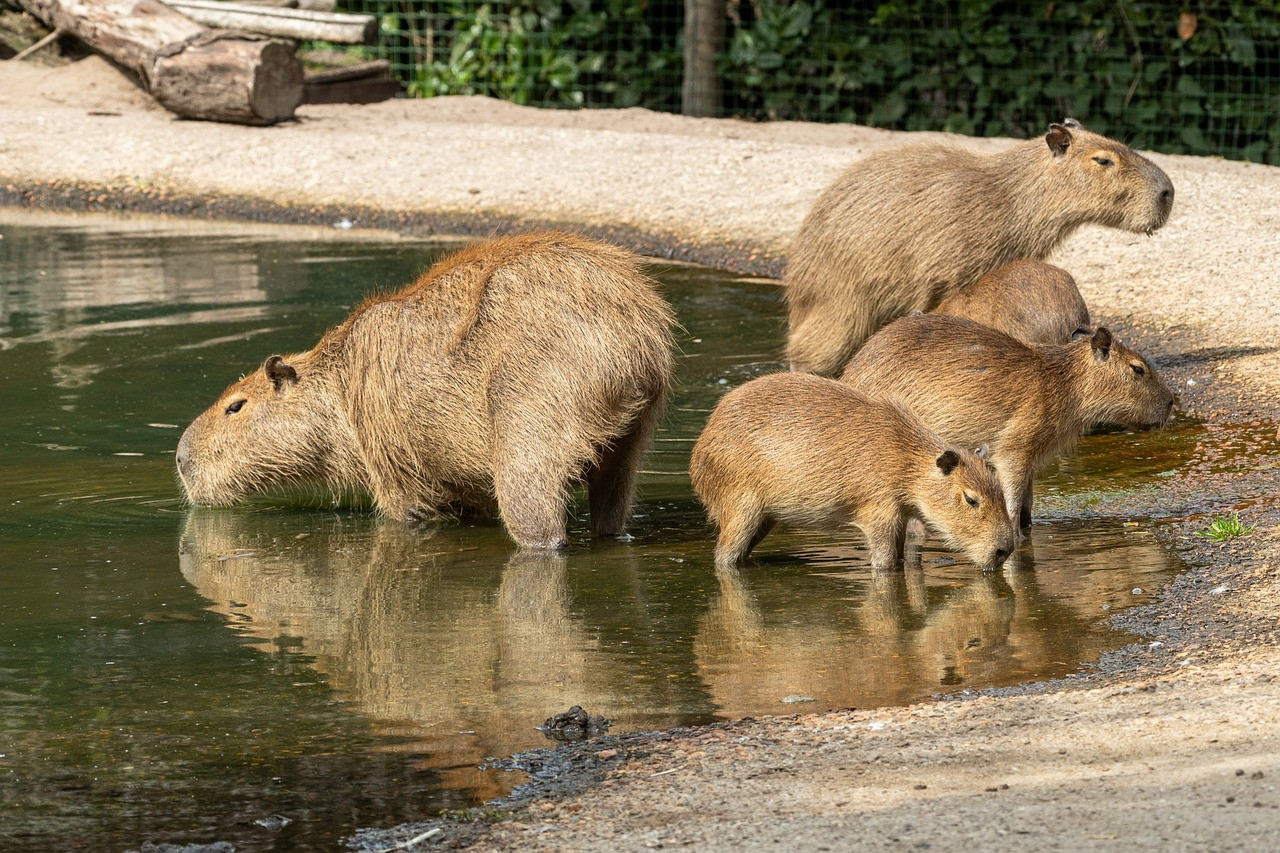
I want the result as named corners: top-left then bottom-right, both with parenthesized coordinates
top-left (922, 449), bottom-right (1018, 572)
top-left (177, 353), bottom-right (333, 506)
top-left (1081, 327), bottom-right (1176, 430)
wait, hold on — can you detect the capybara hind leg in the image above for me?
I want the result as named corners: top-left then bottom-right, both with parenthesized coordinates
top-left (587, 404), bottom-right (660, 538)
top-left (787, 307), bottom-right (873, 377)
top-left (714, 501), bottom-right (769, 567)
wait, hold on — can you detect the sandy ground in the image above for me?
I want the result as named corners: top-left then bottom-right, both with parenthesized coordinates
top-left (4, 58), bottom-right (1280, 851)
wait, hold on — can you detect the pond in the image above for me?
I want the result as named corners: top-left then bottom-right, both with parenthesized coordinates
top-left (0, 210), bottom-right (1193, 850)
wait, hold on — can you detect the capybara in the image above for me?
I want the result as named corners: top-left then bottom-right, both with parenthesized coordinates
top-left (841, 314), bottom-right (1174, 528)
top-left (689, 372), bottom-right (1017, 571)
top-left (785, 118), bottom-right (1174, 374)
top-left (932, 259), bottom-right (1090, 345)
top-left (176, 231), bottom-right (677, 550)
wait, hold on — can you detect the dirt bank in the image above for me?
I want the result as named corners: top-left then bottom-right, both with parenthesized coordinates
top-left (4, 58), bottom-right (1279, 851)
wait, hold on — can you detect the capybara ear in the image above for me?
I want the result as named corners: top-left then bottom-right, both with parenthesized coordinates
top-left (936, 449), bottom-right (960, 475)
top-left (1046, 123), bottom-right (1072, 156)
top-left (974, 443), bottom-right (991, 460)
top-left (1071, 325), bottom-right (1095, 341)
top-left (1062, 117), bottom-right (1085, 130)
top-left (264, 355), bottom-right (299, 391)
top-left (1090, 327), bottom-right (1113, 359)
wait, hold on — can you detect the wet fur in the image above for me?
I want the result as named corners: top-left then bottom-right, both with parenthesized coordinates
top-left (689, 372), bottom-right (1017, 571)
top-left (785, 121), bottom-right (1175, 375)
top-left (841, 314), bottom-right (1175, 528)
top-left (176, 231), bottom-right (677, 550)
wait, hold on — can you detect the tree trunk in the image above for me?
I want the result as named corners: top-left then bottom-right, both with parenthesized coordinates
top-left (682, 0), bottom-right (722, 118)
top-left (163, 0), bottom-right (376, 45)
top-left (15, 0), bottom-right (303, 124)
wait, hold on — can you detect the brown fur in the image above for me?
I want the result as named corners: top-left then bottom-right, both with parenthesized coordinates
top-left (176, 231), bottom-right (677, 550)
top-left (933, 259), bottom-right (1090, 345)
top-left (689, 372), bottom-right (1017, 571)
top-left (841, 313), bottom-right (1174, 528)
top-left (785, 119), bottom-right (1174, 375)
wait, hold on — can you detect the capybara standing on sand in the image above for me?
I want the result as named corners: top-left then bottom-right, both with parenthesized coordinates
top-left (690, 372), bottom-right (1017, 571)
top-left (176, 232), bottom-right (677, 550)
top-left (841, 314), bottom-right (1174, 528)
top-left (785, 119), bottom-right (1174, 374)
top-left (932, 259), bottom-right (1091, 345)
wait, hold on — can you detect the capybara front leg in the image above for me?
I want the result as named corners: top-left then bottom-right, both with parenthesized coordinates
top-left (862, 516), bottom-right (905, 572)
top-left (1018, 480), bottom-right (1034, 529)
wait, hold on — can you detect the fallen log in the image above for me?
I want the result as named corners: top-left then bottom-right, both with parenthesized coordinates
top-left (163, 0), bottom-right (375, 45)
top-left (15, 0), bottom-right (303, 124)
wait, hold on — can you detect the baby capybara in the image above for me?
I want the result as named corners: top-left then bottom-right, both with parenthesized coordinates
top-left (689, 372), bottom-right (1017, 571)
top-left (177, 231), bottom-right (676, 550)
top-left (841, 314), bottom-right (1174, 528)
top-left (932, 259), bottom-right (1091, 345)
top-left (786, 119), bottom-right (1174, 374)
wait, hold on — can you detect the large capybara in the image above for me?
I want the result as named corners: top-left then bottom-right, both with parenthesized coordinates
top-left (689, 372), bottom-right (1017, 571)
top-left (841, 314), bottom-right (1174, 528)
top-left (176, 231), bottom-right (677, 550)
top-left (785, 118), bottom-right (1175, 374)
top-left (932, 259), bottom-right (1090, 345)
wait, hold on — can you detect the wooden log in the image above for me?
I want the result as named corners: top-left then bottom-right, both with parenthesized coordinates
top-left (15, 0), bottom-right (303, 124)
top-left (163, 0), bottom-right (375, 45)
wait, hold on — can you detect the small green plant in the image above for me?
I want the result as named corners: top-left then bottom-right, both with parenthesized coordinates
top-left (1194, 513), bottom-right (1256, 541)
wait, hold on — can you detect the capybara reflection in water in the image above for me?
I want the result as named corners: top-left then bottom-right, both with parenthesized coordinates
top-left (177, 231), bottom-right (676, 550)
top-left (932, 259), bottom-right (1091, 345)
top-left (842, 314), bottom-right (1174, 528)
top-left (690, 372), bottom-right (1017, 571)
top-left (785, 119), bottom-right (1174, 374)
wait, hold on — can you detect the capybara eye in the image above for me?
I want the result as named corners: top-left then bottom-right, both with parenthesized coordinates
top-left (964, 493), bottom-right (980, 508)
top-left (224, 399), bottom-right (246, 415)
top-left (1092, 156), bottom-right (1115, 167)
top-left (1130, 363), bottom-right (1146, 377)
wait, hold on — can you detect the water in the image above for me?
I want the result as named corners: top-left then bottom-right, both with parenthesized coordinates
top-left (0, 210), bottom-right (1189, 849)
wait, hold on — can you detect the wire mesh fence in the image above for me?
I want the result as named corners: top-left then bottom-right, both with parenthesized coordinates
top-left (336, 1), bottom-right (1280, 164)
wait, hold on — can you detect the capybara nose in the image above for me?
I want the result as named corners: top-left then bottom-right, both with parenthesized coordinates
top-left (175, 430), bottom-right (193, 478)
top-left (994, 547), bottom-right (1010, 565)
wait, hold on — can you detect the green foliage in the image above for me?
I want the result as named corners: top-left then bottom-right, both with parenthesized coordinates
top-left (340, 0), bottom-right (1280, 164)
top-left (718, 0), bottom-right (1280, 163)
top-left (1194, 513), bottom-right (1257, 542)
top-left (344, 0), bottom-right (681, 110)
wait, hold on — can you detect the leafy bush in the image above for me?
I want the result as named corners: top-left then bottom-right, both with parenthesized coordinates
top-left (719, 0), bottom-right (1280, 163)
top-left (347, 0), bottom-right (681, 110)
top-left (340, 0), bottom-right (1280, 163)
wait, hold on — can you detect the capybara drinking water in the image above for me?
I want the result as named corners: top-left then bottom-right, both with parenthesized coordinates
top-left (176, 231), bottom-right (677, 550)
top-left (785, 119), bottom-right (1174, 374)
top-left (841, 313), bottom-right (1174, 528)
top-left (689, 372), bottom-right (1017, 570)
top-left (932, 259), bottom-right (1091, 345)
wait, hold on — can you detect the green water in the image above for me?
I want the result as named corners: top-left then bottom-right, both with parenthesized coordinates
top-left (0, 211), bottom-right (1189, 850)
